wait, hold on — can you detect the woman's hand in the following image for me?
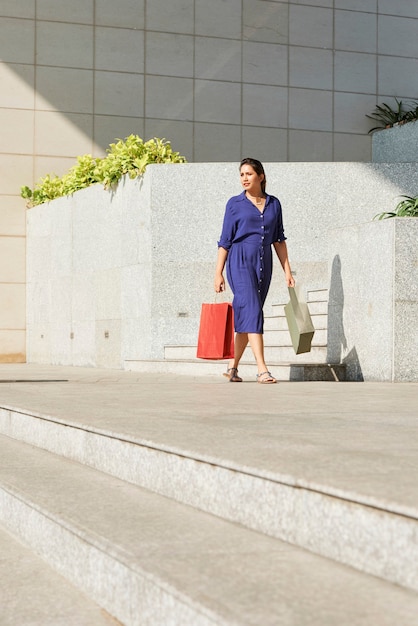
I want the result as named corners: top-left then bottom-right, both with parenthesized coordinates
top-left (215, 248), bottom-right (228, 293)
top-left (214, 273), bottom-right (225, 293)
top-left (286, 272), bottom-right (295, 288)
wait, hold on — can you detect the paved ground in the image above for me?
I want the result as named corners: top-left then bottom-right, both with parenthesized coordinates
top-left (1, 363), bottom-right (418, 624)
top-left (0, 363), bottom-right (417, 515)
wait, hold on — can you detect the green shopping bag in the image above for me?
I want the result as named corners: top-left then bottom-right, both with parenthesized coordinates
top-left (284, 287), bottom-right (315, 355)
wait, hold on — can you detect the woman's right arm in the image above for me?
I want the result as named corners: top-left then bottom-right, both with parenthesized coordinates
top-left (214, 247), bottom-right (228, 292)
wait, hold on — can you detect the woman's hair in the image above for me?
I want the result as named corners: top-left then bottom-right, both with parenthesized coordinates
top-left (240, 157), bottom-right (266, 194)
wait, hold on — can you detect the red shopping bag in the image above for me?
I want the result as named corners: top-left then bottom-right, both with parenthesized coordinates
top-left (196, 303), bottom-right (235, 360)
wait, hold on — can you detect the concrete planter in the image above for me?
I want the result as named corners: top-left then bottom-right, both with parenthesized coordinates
top-left (372, 120), bottom-right (418, 163)
top-left (328, 218), bottom-right (418, 382)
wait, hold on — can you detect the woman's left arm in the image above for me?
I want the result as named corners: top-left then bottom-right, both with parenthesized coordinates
top-left (273, 241), bottom-right (295, 287)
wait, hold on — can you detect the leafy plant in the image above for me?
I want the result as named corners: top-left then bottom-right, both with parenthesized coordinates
top-left (21, 135), bottom-right (187, 207)
top-left (367, 98), bottom-right (418, 134)
top-left (374, 195), bottom-right (418, 220)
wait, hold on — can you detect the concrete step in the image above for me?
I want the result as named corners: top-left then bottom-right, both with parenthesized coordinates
top-left (1, 392), bottom-right (417, 595)
top-left (264, 327), bottom-right (327, 345)
top-left (125, 359), bottom-right (345, 381)
top-left (0, 522), bottom-right (119, 626)
top-left (272, 299), bottom-right (328, 316)
top-left (165, 344), bottom-right (329, 363)
top-left (274, 288), bottom-right (329, 309)
top-left (2, 435), bottom-right (418, 626)
top-left (264, 313), bottom-right (328, 331)
top-left (307, 288), bottom-right (329, 302)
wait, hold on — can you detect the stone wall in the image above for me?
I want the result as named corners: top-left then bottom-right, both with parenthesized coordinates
top-left (328, 218), bottom-right (418, 382)
top-left (26, 162), bottom-right (418, 381)
top-left (372, 120), bottom-right (418, 163)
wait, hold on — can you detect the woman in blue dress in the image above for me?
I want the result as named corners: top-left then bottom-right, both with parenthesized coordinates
top-left (215, 158), bottom-right (295, 384)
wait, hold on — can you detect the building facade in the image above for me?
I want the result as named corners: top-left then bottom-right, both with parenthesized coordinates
top-left (1, 0), bottom-right (418, 362)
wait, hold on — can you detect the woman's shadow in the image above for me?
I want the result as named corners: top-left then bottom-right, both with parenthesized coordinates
top-left (327, 255), bottom-right (363, 381)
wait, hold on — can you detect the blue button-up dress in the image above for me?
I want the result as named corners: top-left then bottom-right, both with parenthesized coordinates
top-left (218, 191), bottom-right (287, 334)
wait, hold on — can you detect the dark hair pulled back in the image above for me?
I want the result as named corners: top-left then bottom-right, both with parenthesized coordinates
top-left (240, 157), bottom-right (266, 194)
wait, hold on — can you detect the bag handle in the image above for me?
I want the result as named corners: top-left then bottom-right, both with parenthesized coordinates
top-left (288, 285), bottom-right (300, 309)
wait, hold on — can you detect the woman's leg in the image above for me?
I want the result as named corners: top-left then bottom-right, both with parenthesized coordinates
top-left (224, 333), bottom-right (248, 382)
top-left (229, 332), bottom-right (248, 370)
top-left (247, 333), bottom-right (267, 374)
top-left (248, 333), bottom-right (276, 382)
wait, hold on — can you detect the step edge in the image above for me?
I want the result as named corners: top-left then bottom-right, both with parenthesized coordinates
top-left (0, 481), bottom-right (226, 626)
top-left (0, 405), bottom-right (409, 522)
top-left (1, 415), bottom-right (418, 596)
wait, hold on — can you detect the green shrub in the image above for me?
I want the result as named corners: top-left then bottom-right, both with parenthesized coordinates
top-left (374, 195), bottom-right (418, 220)
top-left (21, 135), bottom-right (187, 207)
top-left (366, 98), bottom-right (418, 134)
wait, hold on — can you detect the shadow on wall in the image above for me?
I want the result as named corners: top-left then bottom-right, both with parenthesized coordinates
top-left (327, 254), bottom-right (364, 382)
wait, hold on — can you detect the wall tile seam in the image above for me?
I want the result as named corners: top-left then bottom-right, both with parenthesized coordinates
top-left (334, 49), bottom-right (418, 61)
top-left (4, 7), bottom-right (404, 21)
top-left (146, 118), bottom-right (243, 128)
top-left (375, 51), bottom-right (418, 61)
top-left (0, 328), bottom-right (26, 331)
top-left (377, 13), bottom-right (418, 22)
top-left (0, 61), bottom-right (34, 70)
top-left (334, 51), bottom-right (378, 58)
top-left (192, 0), bottom-right (196, 162)
top-left (33, 8), bottom-right (38, 189)
top-left (332, 89), bottom-right (379, 96)
top-left (9, 47), bottom-right (418, 65)
top-left (145, 74), bottom-right (297, 87)
top-left (5, 50), bottom-right (417, 71)
top-left (197, 83), bottom-right (376, 94)
top-left (332, 131), bottom-right (371, 137)
top-left (32, 63), bottom-right (141, 73)
top-left (21, 53), bottom-right (418, 71)
top-left (19, 107), bottom-right (95, 117)
top-left (290, 85), bottom-right (378, 96)
top-left (0, 16), bottom-right (35, 23)
top-left (146, 30), bottom-right (239, 40)
top-left (284, 0), bottom-right (291, 160)
top-left (33, 65), bottom-right (98, 76)
top-left (287, 44), bottom-right (367, 52)
top-left (91, 0), bottom-right (97, 145)
top-left (166, 74), bottom-right (242, 83)
top-left (374, 5), bottom-right (380, 101)
top-left (0, 105), bottom-right (37, 113)
top-left (35, 19), bottom-right (95, 29)
top-left (0, 151), bottom-right (37, 158)
top-left (0, 280), bottom-right (26, 284)
top-left (93, 114), bottom-right (146, 121)
top-left (6, 11), bottom-right (418, 27)
top-left (334, 8), bottom-right (413, 17)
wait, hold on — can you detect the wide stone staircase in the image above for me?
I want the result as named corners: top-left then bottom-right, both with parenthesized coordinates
top-left (0, 367), bottom-right (418, 624)
top-left (126, 288), bottom-right (346, 381)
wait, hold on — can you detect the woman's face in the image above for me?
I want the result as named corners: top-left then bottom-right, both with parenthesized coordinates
top-left (240, 164), bottom-right (264, 195)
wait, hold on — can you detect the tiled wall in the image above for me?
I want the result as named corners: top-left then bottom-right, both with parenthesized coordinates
top-left (1, 0), bottom-right (418, 361)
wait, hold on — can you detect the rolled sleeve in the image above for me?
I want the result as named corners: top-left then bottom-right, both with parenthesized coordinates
top-left (217, 200), bottom-right (237, 250)
top-left (275, 200), bottom-right (287, 242)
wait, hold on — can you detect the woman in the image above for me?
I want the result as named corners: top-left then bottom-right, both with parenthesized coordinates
top-left (214, 158), bottom-right (295, 384)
